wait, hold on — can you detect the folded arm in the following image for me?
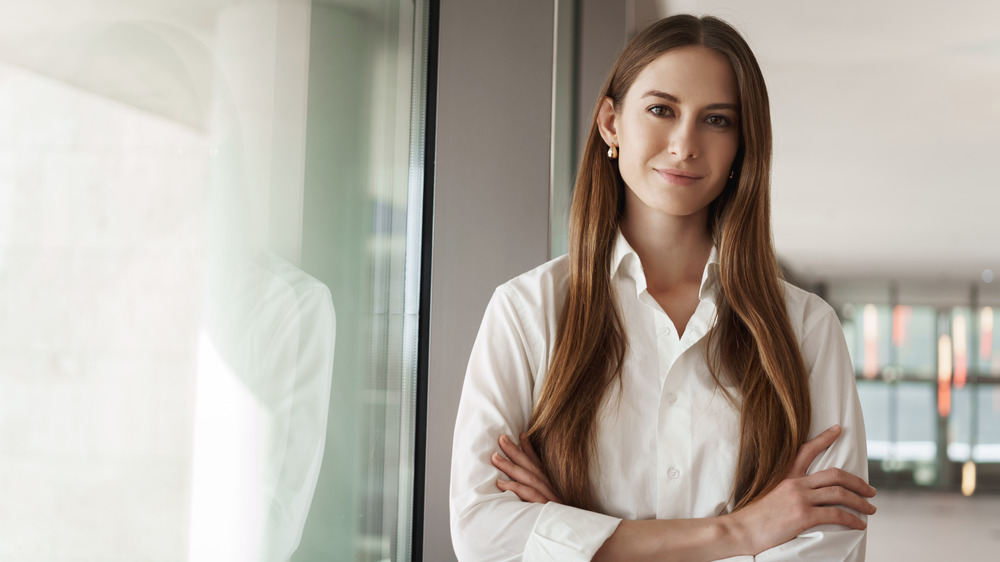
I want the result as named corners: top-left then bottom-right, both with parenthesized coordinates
top-left (754, 304), bottom-right (872, 561)
top-left (495, 425), bottom-right (874, 561)
top-left (450, 288), bottom-right (622, 561)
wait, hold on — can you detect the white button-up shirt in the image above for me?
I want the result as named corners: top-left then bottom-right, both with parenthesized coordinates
top-left (450, 232), bottom-right (868, 561)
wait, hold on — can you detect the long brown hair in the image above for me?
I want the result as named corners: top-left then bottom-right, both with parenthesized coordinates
top-left (525, 14), bottom-right (811, 512)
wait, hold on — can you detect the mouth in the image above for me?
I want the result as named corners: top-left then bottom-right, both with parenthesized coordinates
top-left (656, 168), bottom-right (703, 186)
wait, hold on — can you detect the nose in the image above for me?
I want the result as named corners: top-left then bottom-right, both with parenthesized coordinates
top-left (669, 119), bottom-right (698, 159)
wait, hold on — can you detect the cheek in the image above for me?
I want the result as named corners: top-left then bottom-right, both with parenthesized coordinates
top-left (710, 136), bottom-right (739, 169)
top-left (723, 134), bottom-right (740, 161)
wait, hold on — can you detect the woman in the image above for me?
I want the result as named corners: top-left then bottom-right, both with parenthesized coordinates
top-left (450, 14), bottom-right (874, 561)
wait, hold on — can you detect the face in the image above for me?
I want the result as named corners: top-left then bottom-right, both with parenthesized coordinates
top-left (598, 46), bottom-right (740, 223)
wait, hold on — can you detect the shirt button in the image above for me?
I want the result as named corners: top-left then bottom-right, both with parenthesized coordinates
top-left (660, 326), bottom-right (671, 336)
top-left (667, 467), bottom-right (681, 479)
top-left (666, 393), bottom-right (677, 404)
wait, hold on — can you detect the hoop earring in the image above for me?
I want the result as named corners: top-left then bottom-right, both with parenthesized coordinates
top-left (608, 145), bottom-right (618, 159)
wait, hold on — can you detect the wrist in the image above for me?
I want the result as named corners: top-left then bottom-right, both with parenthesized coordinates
top-left (717, 511), bottom-right (753, 556)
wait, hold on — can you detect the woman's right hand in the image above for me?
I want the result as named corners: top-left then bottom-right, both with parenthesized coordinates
top-left (491, 432), bottom-right (563, 504)
top-left (724, 425), bottom-right (877, 555)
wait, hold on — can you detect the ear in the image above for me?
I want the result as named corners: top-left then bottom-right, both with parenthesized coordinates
top-left (595, 97), bottom-right (619, 148)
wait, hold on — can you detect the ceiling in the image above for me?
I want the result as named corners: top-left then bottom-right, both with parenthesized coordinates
top-left (1, 0), bottom-right (996, 284)
top-left (641, 0), bottom-right (1000, 283)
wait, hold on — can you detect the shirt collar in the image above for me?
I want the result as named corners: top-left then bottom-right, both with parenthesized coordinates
top-left (610, 230), bottom-right (721, 305)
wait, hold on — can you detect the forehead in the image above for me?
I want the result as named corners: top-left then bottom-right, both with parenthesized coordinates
top-left (627, 46), bottom-right (738, 106)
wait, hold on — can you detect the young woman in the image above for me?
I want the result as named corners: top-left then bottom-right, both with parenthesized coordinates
top-left (450, 14), bottom-right (874, 561)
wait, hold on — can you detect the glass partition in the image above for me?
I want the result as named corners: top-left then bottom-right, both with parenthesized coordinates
top-left (830, 281), bottom-right (1000, 493)
top-left (0, 1), bottom-right (429, 560)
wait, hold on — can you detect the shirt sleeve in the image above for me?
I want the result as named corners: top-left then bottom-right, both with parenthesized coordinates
top-left (755, 305), bottom-right (869, 561)
top-left (450, 288), bottom-right (622, 561)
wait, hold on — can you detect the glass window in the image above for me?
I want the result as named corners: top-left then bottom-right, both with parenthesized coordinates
top-left (857, 381), bottom-right (890, 459)
top-left (976, 306), bottom-right (999, 376)
top-left (860, 380), bottom-right (937, 463)
top-left (976, 386), bottom-right (1000, 461)
top-left (950, 307), bottom-right (974, 388)
top-left (894, 306), bottom-right (937, 378)
top-left (0, 1), bottom-right (429, 560)
top-left (895, 382), bottom-right (937, 462)
top-left (841, 303), bottom-right (892, 378)
top-left (949, 385), bottom-right (1000, 463)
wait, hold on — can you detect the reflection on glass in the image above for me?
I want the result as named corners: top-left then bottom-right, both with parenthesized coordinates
top-left (832, 283), bottom-right (1000, 492)
top-left (857, 381), bottom-right (889, 456)
top-left (949, 386), bottom-right (1000, 463)
top-left (939, 333), bottom-right (953, 418)
top-left (863, 304), bottom-right (879, 378)
top-left (292, 2), bottom-right (428, 561)
top-left (952, 308), bottom-right (970, 388)
top-left (895, 306), bottom-right (936, 378)
top-left (962, 460), bottom-right (976, 496)
top-left (979, 306), bottom-right (998, 375)
top-left (861, 381), bottom-right (937, 463)
top-left (895, 383), bottom-right (936, 460)
top-left (191, 252), bottom-right (335, 562)
top-left (845, 304), bottom-right (891, 377)
top-left (0, 1), bottom-right (427, 560)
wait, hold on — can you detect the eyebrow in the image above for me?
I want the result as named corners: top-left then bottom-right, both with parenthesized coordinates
top-left (641, 89), bottom-right (739, 112)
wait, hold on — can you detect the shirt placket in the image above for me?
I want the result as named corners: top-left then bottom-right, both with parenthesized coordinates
top-left (653, 309), bottom-right (693, 519)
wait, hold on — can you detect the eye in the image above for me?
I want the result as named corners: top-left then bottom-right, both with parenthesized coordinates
top-left (706, 114), bottom-right (733, 127)
top-left (647, 105), bottom-right (673, 117)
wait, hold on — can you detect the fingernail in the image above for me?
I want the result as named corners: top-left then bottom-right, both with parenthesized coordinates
top-left (500, 434), bottom-right (509, 444)
top-left (829, 424), bottom-right (841, 432)
top-left (491, 452), bottom-right (500, 461)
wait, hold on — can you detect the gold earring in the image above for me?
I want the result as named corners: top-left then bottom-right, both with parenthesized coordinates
top-left (729, 170), bottom-right (734, 179)
top-left (608, 145), bottom-right (618, 159)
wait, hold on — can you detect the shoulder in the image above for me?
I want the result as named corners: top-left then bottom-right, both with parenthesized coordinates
top-left (483, 255), bottom-right (569, 368)
top-left (496, 254), bottom-right (571, 314)
top-left (780, 280), bottom-right (841, 340)
top-left (780, 281), bottom-right (855, 390)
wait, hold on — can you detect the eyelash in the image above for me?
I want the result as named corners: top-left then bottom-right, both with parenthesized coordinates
top-left (705, 115), bottom-right (732, 127)
top-left (647, 105), bottom-right (733, 128)
top-left (648, 105), bottom-right (673, 117)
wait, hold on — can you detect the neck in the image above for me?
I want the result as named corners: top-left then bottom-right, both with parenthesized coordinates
top-left (619, 196), bottom-right (713, 292)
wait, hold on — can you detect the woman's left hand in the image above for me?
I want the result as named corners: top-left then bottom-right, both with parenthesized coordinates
top-left (491, 433), bottom-right (562, 504)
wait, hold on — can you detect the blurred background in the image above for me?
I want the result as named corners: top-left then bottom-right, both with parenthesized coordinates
top-left (0, 0), bottom-right (996, 561)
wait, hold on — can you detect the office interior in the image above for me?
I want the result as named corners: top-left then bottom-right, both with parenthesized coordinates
top-left (1, 0), bottom-right (997, 560)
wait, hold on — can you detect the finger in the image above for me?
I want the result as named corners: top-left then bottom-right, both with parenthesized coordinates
top-left (518, 433), bottom-right (565, 503)
top-left (810, 505), bottom-right (868, 531)
top-left (491, 452), bottom-right (558, 502)
top-left (808, 486), bottom-right (878, 515)
top-left (499, 435), bottom-right (558, 492)
top-left (805, 467), bottom-right (877, 498)
top-left (790, 425), bottom-right (841, 476)
top-left (496, 478), bottom-right (551, 504)
top-left (519, 433), bottom-right (545, 470)
top-left (498, 434), bottom-right (543, 473)
top-left (494, 437), bottom-right (559, 501)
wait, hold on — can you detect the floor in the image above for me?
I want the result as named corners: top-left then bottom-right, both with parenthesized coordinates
top-left (867, 490), bottom-right (1000, 561)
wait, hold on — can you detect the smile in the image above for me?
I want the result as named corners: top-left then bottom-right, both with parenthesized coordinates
top-left (656, 168), bottom-right (703, 186)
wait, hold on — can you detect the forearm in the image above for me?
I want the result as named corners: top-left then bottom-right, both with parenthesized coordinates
top-left (594, 514), bottom-right (749, 562)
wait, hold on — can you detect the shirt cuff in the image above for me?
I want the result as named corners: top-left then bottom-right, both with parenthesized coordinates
top-left (523, 502), bottom-right (621, 561)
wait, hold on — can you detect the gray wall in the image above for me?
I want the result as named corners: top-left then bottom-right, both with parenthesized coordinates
top-left (575, 0), bottom-right (628, 158)
top-left (424, 1), bottom-right (626, 559)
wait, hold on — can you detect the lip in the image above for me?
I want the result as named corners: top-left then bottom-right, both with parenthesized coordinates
top-left (656, 168), bottom-right (704, 186)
